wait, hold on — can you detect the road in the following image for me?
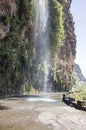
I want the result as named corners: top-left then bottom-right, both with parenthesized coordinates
top-left (0, 93), bottom-right (86, 130)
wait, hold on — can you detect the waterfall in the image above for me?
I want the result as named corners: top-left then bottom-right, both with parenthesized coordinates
top-left (33, 0), bottom-right (51, 92)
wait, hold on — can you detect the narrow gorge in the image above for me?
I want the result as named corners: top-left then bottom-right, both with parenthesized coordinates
top-left (0, 0), bottom-right (76, 96)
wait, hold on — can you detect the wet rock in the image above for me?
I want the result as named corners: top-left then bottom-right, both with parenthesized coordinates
top-left (0, 0), bottom-right (16, 39)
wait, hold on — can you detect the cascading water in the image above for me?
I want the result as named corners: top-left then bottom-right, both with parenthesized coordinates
top-left (33, 0), bottom-right (51, 92)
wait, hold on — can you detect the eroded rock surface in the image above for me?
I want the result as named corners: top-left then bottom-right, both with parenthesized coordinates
top-left (0, 0), bottom-right (16, 39)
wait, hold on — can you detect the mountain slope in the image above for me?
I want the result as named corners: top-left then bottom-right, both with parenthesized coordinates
top-left (74, 63), bottom-right (86, 82)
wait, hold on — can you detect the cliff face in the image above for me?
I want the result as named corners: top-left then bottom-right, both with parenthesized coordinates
top-left (0, 0), bottom-right (33, 96)
top-left (0, 0), bottom-right (76, 96)
top-left (0, 0), bottom-right (16, 39)
top-left (73, 63), bottom-right (86, 88)
top-left (74, 64), bottom-right (86, 82)
top-left (52, 0), bottom-right (76, 91)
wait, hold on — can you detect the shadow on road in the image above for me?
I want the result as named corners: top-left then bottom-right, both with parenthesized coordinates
top-left (0, 105), bottom-right (10, 110)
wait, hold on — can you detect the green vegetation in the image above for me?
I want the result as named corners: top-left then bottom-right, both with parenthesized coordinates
top-left (0, 0), bottom-right (33, 97)
top-left (76, 86), bottom-right (86, 100)
top-left (49, 0), bottom-right (65, 51)
top-left (0, 0), bottom-right (74, 96)
top-left (68, 86), bottom-right (86, 101)
top-left (48, 0), bottom-right (66, 90)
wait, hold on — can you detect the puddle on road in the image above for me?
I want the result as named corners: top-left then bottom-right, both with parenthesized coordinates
top-left (26, 97), bottom-right (57, 102)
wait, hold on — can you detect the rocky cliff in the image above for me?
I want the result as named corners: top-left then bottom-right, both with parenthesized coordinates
top-left (0, 0), bottom-right (76, 96)
top-left (74, 63), bottom-right (86, 82)
top-left (52, 0), bottom-right (76, 91)
top-left (0, 0), bottom-right (33, 96)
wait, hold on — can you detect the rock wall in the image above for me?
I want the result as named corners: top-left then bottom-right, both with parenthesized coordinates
top-left (0, 0), bottom-right (33, 96)
top-left (0, 0), bottom-right (16, 39)
top-left (52, 0), bottom-right (76, 91)
top-left (0, 0), bottom-right (76, 96)
top-left (74, 63), bottom-right (86, 82)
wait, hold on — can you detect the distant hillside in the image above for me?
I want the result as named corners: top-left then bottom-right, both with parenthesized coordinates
top-left (74, 63), bottom-right (86, 82)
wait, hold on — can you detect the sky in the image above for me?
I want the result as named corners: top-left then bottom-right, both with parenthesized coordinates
top-left (70, 0), bottom-right (86, 77)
